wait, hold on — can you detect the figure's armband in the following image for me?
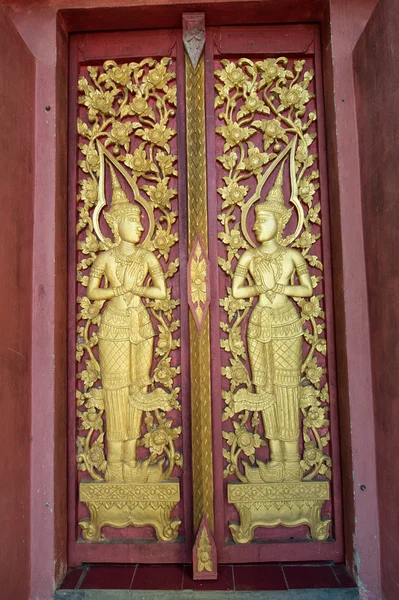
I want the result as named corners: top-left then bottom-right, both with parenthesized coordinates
top-left (90, 265), bottom-right (105, 279)
top-left (149, 262), bottom-right (164, 281)
top-left (296, 261), bottom-right (309, 277)
top-left (235, 263), bottom-right (248, 278)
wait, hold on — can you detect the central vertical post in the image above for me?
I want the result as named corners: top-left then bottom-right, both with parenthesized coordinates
top-left (183, 12), bottom-right (217, 579)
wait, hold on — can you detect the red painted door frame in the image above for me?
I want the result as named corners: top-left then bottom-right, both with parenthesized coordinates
top-left (3, 1), bottom-right (381, 596)
top-left (68, 21), bottom-right (343, 566)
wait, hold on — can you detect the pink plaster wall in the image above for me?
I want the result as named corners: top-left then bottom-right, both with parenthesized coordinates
top-left (0, 0), bottom-right (384, 598)
top-left (354, 1), bottom-right (399, 597)
top-left (0, 5), bottom-right (35, 599)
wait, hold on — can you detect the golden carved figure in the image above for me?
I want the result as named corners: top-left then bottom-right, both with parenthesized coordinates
top-left (87, 166), bottom-right (172, 484)
top-left (232, 164), bottom-right (312, 483)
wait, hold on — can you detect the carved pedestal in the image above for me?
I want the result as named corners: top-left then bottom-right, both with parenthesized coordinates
top-left (79, 480), bottom-right (181, 542)
top-left (228, 481), bottom-right (330, 543)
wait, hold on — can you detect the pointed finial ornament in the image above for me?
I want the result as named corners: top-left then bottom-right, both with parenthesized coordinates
top-left (255, 160), bottom-right (290, 217)
top-left (107, 163), bottom-right (140, 218)
top-left (183, 13), bottom-right (205, 71)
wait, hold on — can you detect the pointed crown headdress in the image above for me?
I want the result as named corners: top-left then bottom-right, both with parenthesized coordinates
top-left (106, 163), bottom-right (140, 220)
top-left (255, 161), bottom-right (291, 220)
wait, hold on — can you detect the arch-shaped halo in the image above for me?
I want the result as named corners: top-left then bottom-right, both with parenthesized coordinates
top-left (93, 141), bottom-right (155, 248)
top-left (241, 136), bottom-right (304, 248)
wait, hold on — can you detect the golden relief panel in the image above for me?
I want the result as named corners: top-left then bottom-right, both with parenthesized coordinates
top-left (75, 57), bottom-right (182, 541)
top-left (215, 57), bottom-right (331, 541)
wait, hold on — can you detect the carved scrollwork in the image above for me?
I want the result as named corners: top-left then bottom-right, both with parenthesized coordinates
top-left (215, 57), bottom-right (331, 484)
top-left (75, 57), bottom-right (182, 484)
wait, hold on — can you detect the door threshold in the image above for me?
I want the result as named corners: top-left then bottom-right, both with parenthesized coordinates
top-left (56, 590), bottom-right (359, 599)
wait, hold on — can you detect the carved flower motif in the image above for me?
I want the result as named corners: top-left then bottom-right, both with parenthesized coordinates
top-left (299, 178), bottom-right (318, 205)
top-left (151, 288), bottom-right (180, 319)
top-left (79, 178), bottom-right (98, 207)
top-left (144, 61), bottom-right (175, 90)
top-left (86, 147), bottom-right (100, 171)
top-left (78, 360), bottom-right (100, 390)
top-left (305, 357), bottom-right (324, 388)
top-left (294, 230), bottom-right (316, 250)
top-left (130, 96), bottom-right (150, 115)
top-left (109, 121), bottom-right (133, 146)
top-left (294, 60), bottom-right (306, 73)
top-left (78, 231), bottom-right (100, 255)
top-left (156, 151), bottom-right (177, 177)
top-left (156, 329), bottom-right (170, 357)
top-left (218, 228), bottom-right (247, 258)
top-left (197, 529), bottom-right (213, 573)
top-left (300, 385), bottom-right (318, 409)
top-left (79, 406), bottom-right (103, 431)
top-left (242, 94), bottom-right (268, 114)
top-left (138, 123), bottom-right (176, 148)
top-left (253, 118), bottom-right (287, 151)
top-left (295, 140), bottom-right (308, 165)
top-left (216, 123), bottom-right (255, 151)
top-left (124, 148), bottom-right (152, 174)
top-left (320, 383), bottom-right (329, 404)
top-left (165, 85), bottom-right (177, 106)
top-left (105, 63), bottom-right (132, 86)
top-left (277, 84), bottom-right (310, 111)
top-left (218, 181), bottom-right (249, 209)
top-left (153, 357), bottom-right (180, 389)
top-left (222, 358), bottom-right (250, 388)
top-left (307, 204), bottom-right (321, 225)
top-left (256, 58), bottom-right (287, 84)
top-left (316, 339), bottom-right (327, 356)
top-left (303, 443), bottom-right (323, 466)
top-left (142, 180), bottom-right (177, 209)
top-left (87, 436), bottom-right (107, 472)
top-left (300, 296), bottom-right (324, 319)
top-left (220, 290), bottom-right (249, 321)
top-left (190, 254), bottom-right (207, 305)
top-left (85, 387), bottom-right (105, 410)
top-left (229, 327), bottom-right (246, 356)
top-left (78, 296), bottom-right (102, 322)
top-left (79, 87), bottom-right (117, 117)
top-left (153, 228), bottom-right (178, 260)
top-left (143, 420), bottom-right (181, 455)
top-left (233, 422), bottom-right (264, 457)
top-left (216, 62), bottom-right (247, 89)
top-left (243, 146), bottom-right (271, 173)
top-left (303, 406), bottom-right (328, 429)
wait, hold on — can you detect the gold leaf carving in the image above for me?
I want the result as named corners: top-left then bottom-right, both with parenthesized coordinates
top-left (215, 57), bottom-right (331, 488)
top-left (198, 528), bottom-right (213, 572)
top-left (75, 57), bottom-right (182, 489)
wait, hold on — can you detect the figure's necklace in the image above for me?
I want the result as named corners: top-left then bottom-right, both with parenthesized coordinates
top-left (257, 245), bottom-right (285, 261)
top-left (111, 245), bottom-right (139, 266)
top-left (111, 246), bottom-right (141, 286)
top-left (256, 245), bottom-right (286, 283)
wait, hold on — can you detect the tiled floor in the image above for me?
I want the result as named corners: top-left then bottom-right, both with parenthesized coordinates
top-left (59, 564), bottom-right (356, 592)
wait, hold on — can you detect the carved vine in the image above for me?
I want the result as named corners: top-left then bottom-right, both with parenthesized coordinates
top-left (215, 58), bottom-right (331, 482)
top-left (75, 58), bottom-right (182, 480)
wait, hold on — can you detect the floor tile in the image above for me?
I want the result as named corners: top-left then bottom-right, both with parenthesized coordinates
top-left (183, 565), bottom-right (234, 591)
top-left (283, 565), bottom-right (340, 589)
top-left (59, 568), bottom-right (84, 590)
top-left (332, 565), bottom-right (357, 588)
top-left (234, 564), bottom-right (287, 591)
top-left (131, 564), bottom-right (184, 590)
top-left (80, 565), bottom-right (135, 589)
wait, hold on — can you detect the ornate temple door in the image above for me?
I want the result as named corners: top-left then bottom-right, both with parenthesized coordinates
top-left (68, 17), bottom-right (343, 571)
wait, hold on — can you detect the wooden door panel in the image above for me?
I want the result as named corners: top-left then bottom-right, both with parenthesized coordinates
top-left (205, 25), bottom-right (343, 563)
top-left (68, 29), bottom-right (192, 565)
